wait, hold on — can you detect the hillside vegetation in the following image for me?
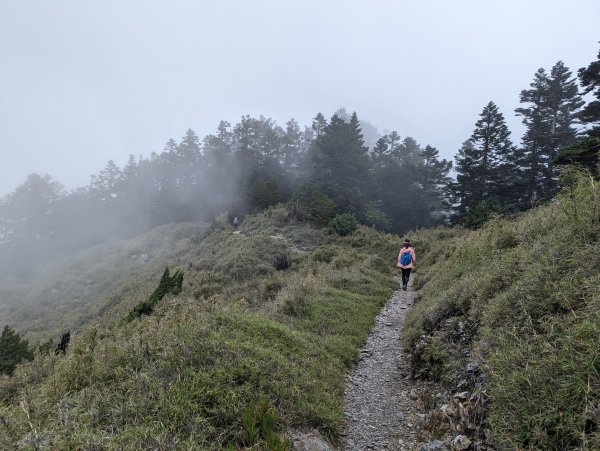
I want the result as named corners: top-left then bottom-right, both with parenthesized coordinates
top-left (0, 206), bottom-right (400, 449)
top-left (0, 222), bottom-right (207, 341)
top-left (403, 170), bottom-right (600, 449)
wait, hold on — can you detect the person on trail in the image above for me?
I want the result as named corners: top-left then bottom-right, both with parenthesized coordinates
top-left (397, 239), bottom-right (416, 290)
top-left (233, 216), bottom-right (239, 229)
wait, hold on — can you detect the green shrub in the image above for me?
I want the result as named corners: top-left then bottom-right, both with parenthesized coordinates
top-left (329, 213), bottom-right (357, 236)
top-left (0, 326), bottom-right (33, 376)
top-left (463, 198), bottom-right (505, 229)
top-left (124, 267), bottom-right (184, 322)
top-left (363, 202), bottom-right (391, 231)
top-left (293, 184), bottom-right (337, 226)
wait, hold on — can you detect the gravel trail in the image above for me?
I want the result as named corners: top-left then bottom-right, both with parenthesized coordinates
top-left (343, 278), bottom-right (425, 450)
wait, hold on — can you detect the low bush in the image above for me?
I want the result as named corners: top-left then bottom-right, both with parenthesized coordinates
top-left (124, 267), bottom-right (184, 322)
top-left (329, 213), bottom-right (357, 236)
top-left (274, 254), bottom-right (290, 271)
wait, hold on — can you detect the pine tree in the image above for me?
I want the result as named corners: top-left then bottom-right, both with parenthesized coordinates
top-left (203, 121), bottom-right (233, 172)
top-left (516, 68), bottom-right (552, 203)
top-left (177, 129), bottom-right (203, 189)
top-left (311, 113), bottom-right (327, 138)
top-left (385, 131), bottom-right (401, 157)
top-left (163, 138), bottom-right (178, 154)
top-left (92, 160), bottom-right (122, 200)
top-left (308, 113), bottom-right (370, 214)
top-left (393, 137), bottom-right (422, 165)
top-left (420, 145), bottom-right (453, 224)
top-left (578, 46), bottom-right (600, 136)
top-left (0, 174), bottom-right (65, 244)
top-left (453, 140), bottom-right (482, 217)
top-left (454, 102), bottom-right (515, 218)
top-left (516, 62), bottom-right (583, 202)
top-left (472, 102), bottom-right (513, 190)
top-left (281, 118), bottom-right (304, 177)
top-left (371, 136), bottom-right (391, 169)
top-left (545, 61), bottom-right (584, 188)
top-left (0, 325), bottom-right (33, 376)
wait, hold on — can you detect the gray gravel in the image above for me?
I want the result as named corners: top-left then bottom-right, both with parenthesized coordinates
top-left (343, 279), bottom-right (425, 450)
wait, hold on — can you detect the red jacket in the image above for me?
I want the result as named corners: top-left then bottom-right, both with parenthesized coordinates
top-left (397, 247), bottom-right (416, 269)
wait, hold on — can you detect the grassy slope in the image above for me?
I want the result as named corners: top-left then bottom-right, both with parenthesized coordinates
top-left (403, 173), bottom-right (600, 449)
top-left (0, 222), bottom-right (207, 341)
top-left (0, 206), bottom-right (400, 449)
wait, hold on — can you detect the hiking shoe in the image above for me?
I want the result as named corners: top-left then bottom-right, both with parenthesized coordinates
top-left (402, 285), bottom-right (407, 291)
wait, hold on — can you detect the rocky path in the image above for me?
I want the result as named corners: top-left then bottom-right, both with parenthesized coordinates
top-left (343, 279), bottom-right (427, 450)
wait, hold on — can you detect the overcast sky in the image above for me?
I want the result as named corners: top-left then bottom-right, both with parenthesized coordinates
top-left (1, 1), bottom-right (598, 196)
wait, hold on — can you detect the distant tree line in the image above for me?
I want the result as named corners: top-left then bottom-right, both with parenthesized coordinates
top-left (1, 46), bottom-right (599, 274)
top-left (0, 112), bottom-right (452, 274)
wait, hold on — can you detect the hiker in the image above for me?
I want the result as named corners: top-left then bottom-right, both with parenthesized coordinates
top-left (397, 239), bottom-right (416, 290)
top-left (233, 216), bottom-right (239, 228)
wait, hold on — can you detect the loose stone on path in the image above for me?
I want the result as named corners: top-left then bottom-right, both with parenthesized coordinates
top-left (343, 278), bottom-right (433, 450)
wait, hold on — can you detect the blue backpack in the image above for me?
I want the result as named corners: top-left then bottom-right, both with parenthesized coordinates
top-left (400, 251), bottom-right (412, 266)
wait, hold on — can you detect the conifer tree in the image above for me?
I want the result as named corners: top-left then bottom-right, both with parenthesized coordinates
top-left (371, 136), bottom-right (391, 169)
top-left (516, 68), bottom-right (551, 203)
top-left (163, 138), bottom-right (178, 154)
top-left (420, 145), bottom-right (453, 224)
top-left (176, 129), bottom-right (202, 188)
top-left (453, 140), bottom-right (482, 217)
top-left (0, 325), bottom-right (33, 376)
top-left (281, 119), bottom-right (303, 177)
top-left (92, 160), bottom-right (121, 200)
top-left (311, 113), bottom-right (327, 138)
top-left (545, 61), bottom-right (584, 187)
top-left (578, 46), bottom-right (600, 136)
top-left (203, 121), bottom-right (233, 173)
top-left (516, 62), bottom-right (583, 202)
top-left (454, 102), bottom-right (515, 218)
top-left (385, 131), bottom-right (401, 157)
top-left (308, 113), bottom-right (370, 214)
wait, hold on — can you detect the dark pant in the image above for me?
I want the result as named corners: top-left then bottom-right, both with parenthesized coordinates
top-left (401, 268), bottom-right (411, 286)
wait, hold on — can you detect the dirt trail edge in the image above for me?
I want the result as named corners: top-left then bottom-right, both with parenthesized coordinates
top-left (342, 278), bottom-right (434, 450)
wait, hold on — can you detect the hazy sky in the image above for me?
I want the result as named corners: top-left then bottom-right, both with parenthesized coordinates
top-left (1, 1), bottom-right (599, 196)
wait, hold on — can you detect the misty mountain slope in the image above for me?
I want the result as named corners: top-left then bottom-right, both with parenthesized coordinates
top-left (0, 222), bottom-right (207, 341)
top-left (402, 171), bottom-right (600, 449)
top-left (0, 205), bottom-right (401, 449)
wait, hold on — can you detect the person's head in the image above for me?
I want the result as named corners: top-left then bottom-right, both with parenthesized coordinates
top-left (403, 239), bottom-right (411, 248)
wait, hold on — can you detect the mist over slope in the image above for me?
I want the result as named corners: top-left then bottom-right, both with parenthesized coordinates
top-left (0, 222), bottom-right (207, 341)
top-left (0, 206), bottom-right (400, 448)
